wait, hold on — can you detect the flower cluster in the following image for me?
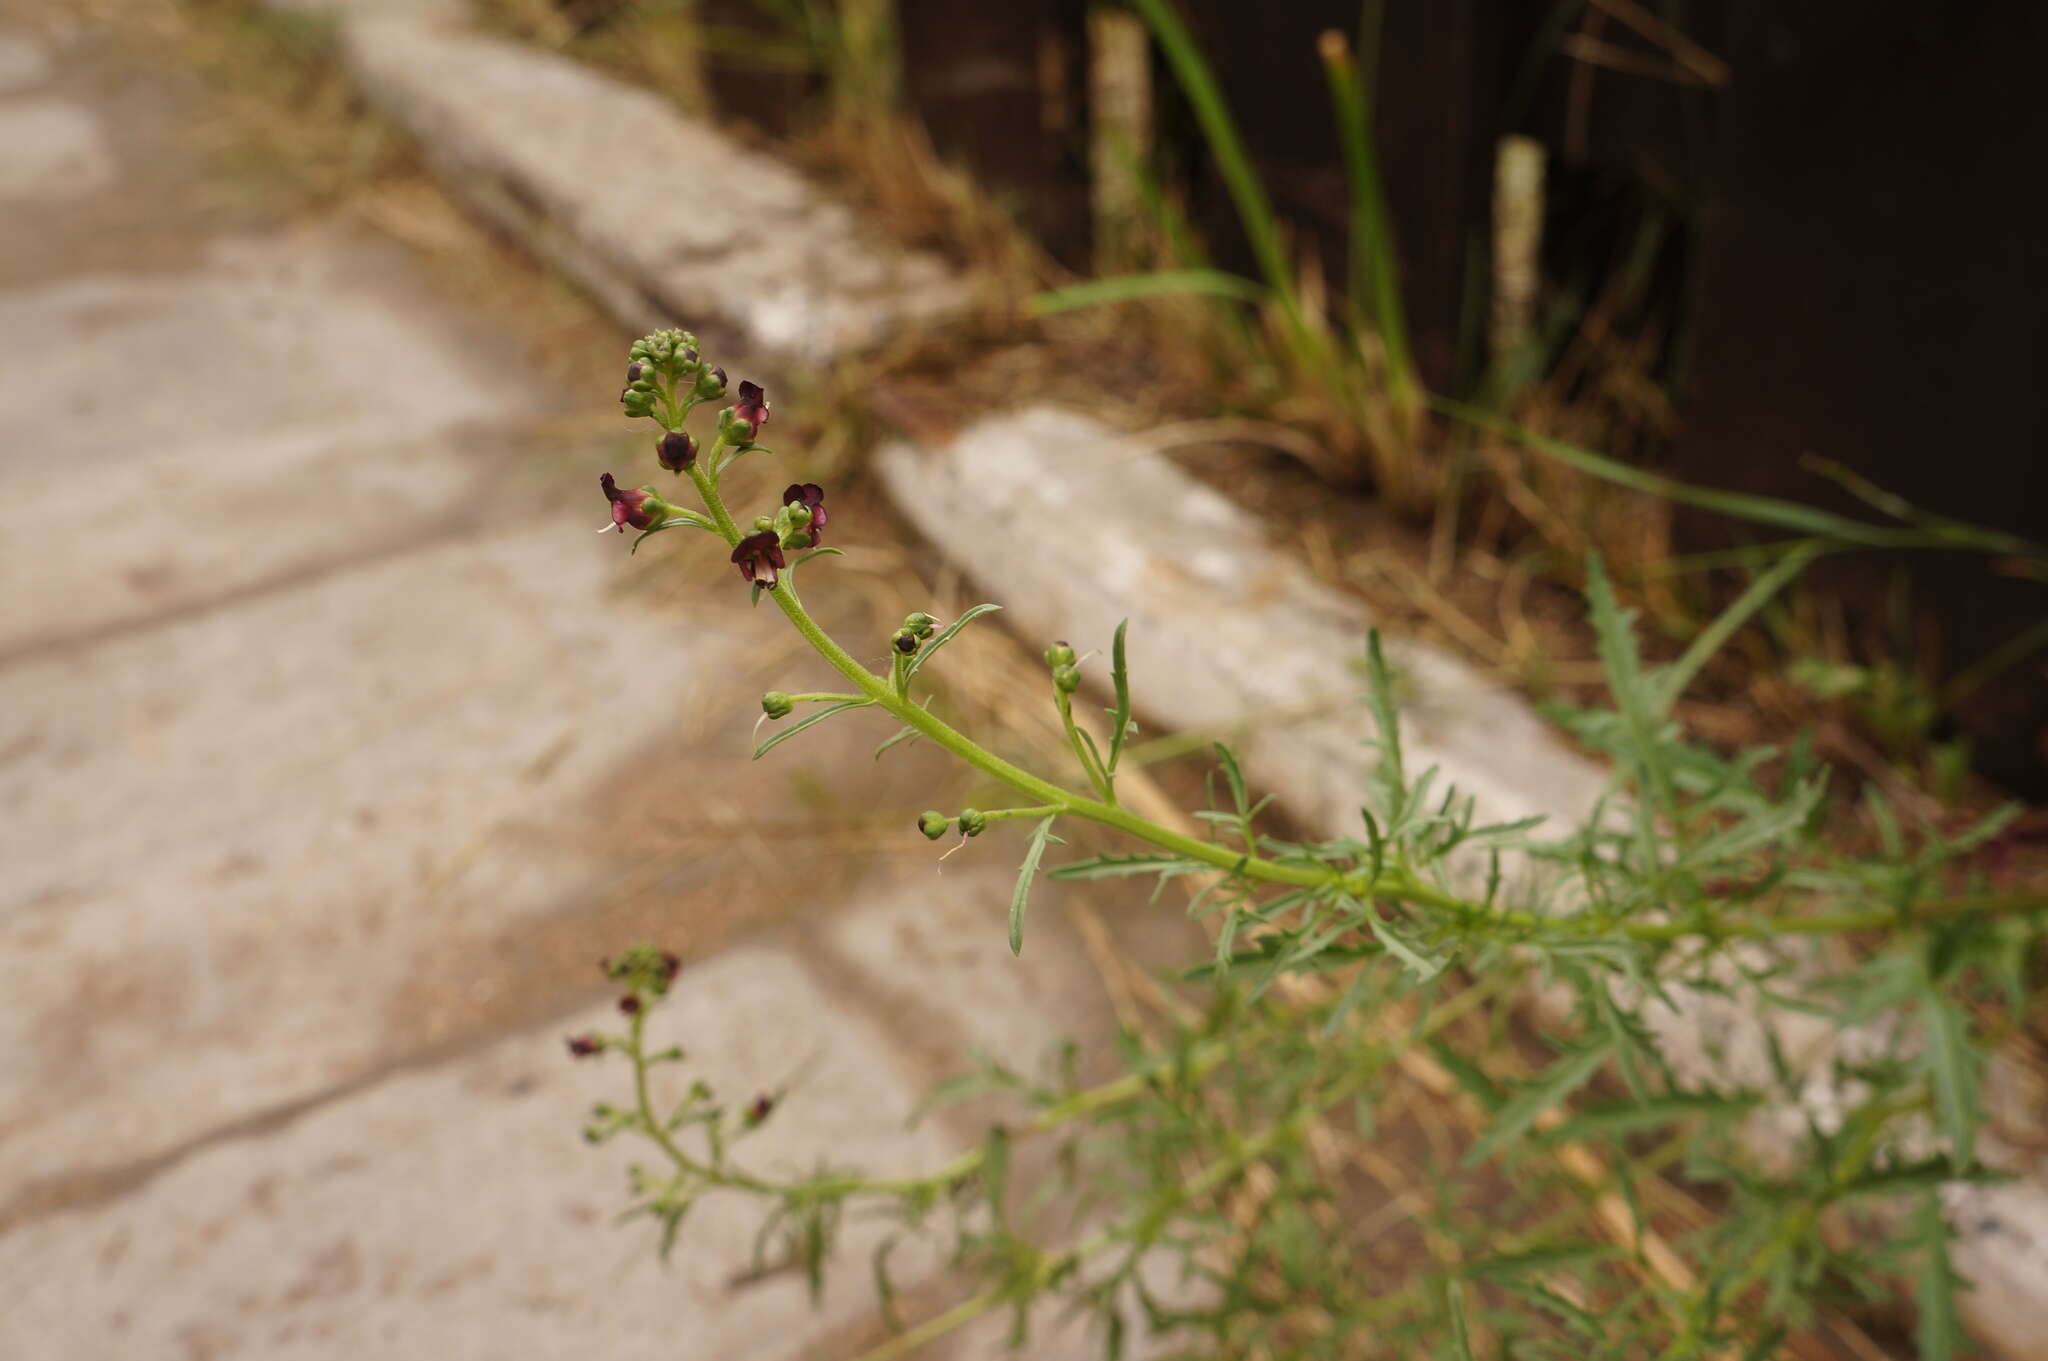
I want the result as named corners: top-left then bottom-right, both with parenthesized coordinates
top-left (598, 331), bottom-right (835, 589)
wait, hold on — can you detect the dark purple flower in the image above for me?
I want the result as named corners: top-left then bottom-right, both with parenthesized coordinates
top-left (600, 473), bottom-right (674, 533)
top-left (731, 380), bottom-right (769, 439)
top-left (618, 994), bottom-right (642, 1016)
top-left (566, 1034), bottom-right (602, 1058)
top-left (744, 1093), bottom-right (777, 1126)
top-left (732, 531), bottom-right (785, 587)
top-left (782, 483), bottom-right (827, 543)
top-left (656, 430), bottom-right (697, 472)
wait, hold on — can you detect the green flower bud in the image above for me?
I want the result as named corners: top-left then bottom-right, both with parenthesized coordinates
top-left (893, 630), bottom-right (919, 654)
top-left (957, 808), bottom-right (988, 837)
top-left (753, 515), bottom-right (776, 533)
top-left (784, 501), bottom-right (813, 530)
top-left (761, 691), bottom-right (793, 720)
top-left (1044, 641), bottom-right (1076, 669)
top-left (1053, 665), bottom-right (1081, 693)
top-left (693, 365), bottom-right (729, 400)
top-left (917, 810), bottom-right (950, 840)
top-left (620, 386), bottom-right (658, 419)
top-left (903, 612), bottom-right (936, 639)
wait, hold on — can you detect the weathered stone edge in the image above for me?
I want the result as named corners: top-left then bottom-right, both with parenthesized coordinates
top-left (269, 0), bottom-right (967, 364)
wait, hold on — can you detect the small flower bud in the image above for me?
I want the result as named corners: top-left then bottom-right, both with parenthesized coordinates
top-left (1053, 665), bottom-right (1081, 693)
top-left (783, 501), bottom-right (813, 530)
top-left (744, 1093), bottom-right (777, 1127)
top-left (917, 810), bottom-right (950, 840)
top-left (893, 630), bottom-right (918, 654)
top-left (604, 944), bottom-right (683, 997)
top-left (761, 691), bottom-right (794, 720)
top-left (620, 387), bottom-right (657, 419)
top-left (957, 808), bottom-right (988, 837)
top-left (656, 430), bottom-right (697, 472)
top-left (566, 1034), bottom-right (603, 1058)
top-left (753, 515), bottom-right (776, 532)
top-left (782, 484), bottom-right (828, 544)
top-left (903, 612), bottom-right (936, 639)
top-left (625, 362), bottom-right (645, 384)
top-left (694, 365), bottom-right (728, 399)
top-left (1044, 641), bottom-right (1076, 669)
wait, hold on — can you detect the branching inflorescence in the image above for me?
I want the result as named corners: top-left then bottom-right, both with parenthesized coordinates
top-left (570, 331), bottom-right (2046, 1360)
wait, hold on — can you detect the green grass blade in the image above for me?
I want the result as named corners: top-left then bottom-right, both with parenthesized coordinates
top-left (1432, 396), bottom-right (2048, 557)
top-left (1027, 269), bottom-right (1270, 318)
top-left (1316, 25), bottom-right (1415, 408)
top-left (1126, 0), bottom-right (1306, 337)
top-left (1655, 540), bottom-right (1825, 715)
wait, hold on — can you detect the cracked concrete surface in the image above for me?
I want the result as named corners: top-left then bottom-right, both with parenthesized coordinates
top-left (0, 11), bottom-right (1158, 1358)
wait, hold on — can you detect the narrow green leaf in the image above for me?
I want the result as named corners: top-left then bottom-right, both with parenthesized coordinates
top-left (1915, 1188), bottom-right (1967, 1361)
top-left (1430, 395), bottom-right (2048, 557)
top-left (1106, 620), bottom-right (1134, 772)
top-left (1538, 1092), bottom-right (1760, 1145)
top-left (1655, 542), bottom-right (1823, 713)
top-left (1213, 742), bottom-right (1249, 815)
top-left (1444, 1277), bottom-right (1475, 1361)
top-left (1026, 268), bottom-right (1271, 318)
top-left (872, 724), bottom-right (920, 760)
top-left (1368, 913), bottom-right (1443, 982)
top-left (1584, 553), bottom-right (1676, 818)
top-left (902, 603), bottom-right (1002, 686)
top-left (1923, 987), bottom-right (1982, 1167)
top-left (872, 1237), bottom-right (905, 1332)
top-left (753, 699), bottom-right (867, 759)
top-left (1009, 817), bottom-right (1060, 955)
top-left (791, 546), bottom-right (845, 569)
top-left (1048, 853), bottom-right (1206, 881)
top-left (983, 1125), bottom-right (1012, 1227)
top-left (1363, 631), bottom-right (1406, 813)
top-left (1465, 1240), bottom-right (1614, 1281)
top-left (1466, 1037), bottom-right (1614, 1167)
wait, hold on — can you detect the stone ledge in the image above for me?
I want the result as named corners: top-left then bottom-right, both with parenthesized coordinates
top-left (875, 404), bottom-right (2048, 1357)
top-left (329, 15), bottom-right (966, 363)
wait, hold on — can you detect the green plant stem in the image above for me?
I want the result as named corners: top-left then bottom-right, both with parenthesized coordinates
top-left (851, 1052), bottom-right (1385, 1361)
top-left (1054, 688), bottom-right (1116, 803)
top-left (976, 805), bottom-right (1064, 826)
top-left (1126, 0), bottom-right (1310, 346)
top-left (684, 464), bottom-right (2048, 950)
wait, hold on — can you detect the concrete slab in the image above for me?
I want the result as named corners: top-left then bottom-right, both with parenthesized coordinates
top-left (877, 406), bottom-right (1609, 844)
top-left (0, 98), bottom-right (114, 200)
top-left (0, 31), bottom-right (54, 94)
top-left (337, 18), bottom-right (966, 361)
top-left (0, 952), bottom-right (955, 1360)
top-left (823, 865), bottom-right (1117, 1080)
top-left (0, 521), bottom-right (723, 1210)
top-left (0, 227), bottom-right (508, 469)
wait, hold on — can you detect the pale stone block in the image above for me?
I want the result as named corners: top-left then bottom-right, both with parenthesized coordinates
top-left (0, 954), bottom-right (954, 1360)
